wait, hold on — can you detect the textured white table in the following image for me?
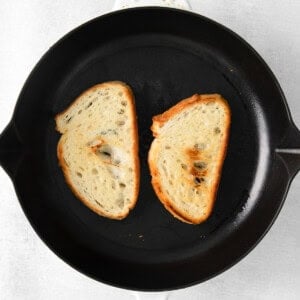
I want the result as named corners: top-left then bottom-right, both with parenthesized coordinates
top-left (1, 1), bottom-right (300, 299)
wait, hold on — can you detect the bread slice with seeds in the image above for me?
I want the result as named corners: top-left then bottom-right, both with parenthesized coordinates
top-left (55, 81), bottom-right (139, 220)
top-left (148, 94), bottom-right (231, 224)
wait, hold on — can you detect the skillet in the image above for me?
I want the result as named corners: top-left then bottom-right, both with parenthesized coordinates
top-left (0, 7), bottom-right (300, 291)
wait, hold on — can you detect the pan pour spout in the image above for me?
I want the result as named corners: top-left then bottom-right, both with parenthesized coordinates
top-left (0, 122), bottom-right (23, 178)
top-left (276, 123), bottom-right (300, 178)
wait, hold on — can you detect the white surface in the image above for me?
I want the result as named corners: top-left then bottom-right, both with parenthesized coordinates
top-left (113, 0), bottom-right (190, 10)
top-left (0, 0), bottom-right (300, 299)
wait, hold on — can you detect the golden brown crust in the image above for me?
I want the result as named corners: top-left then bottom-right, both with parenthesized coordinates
top-left (148, 93), bottom-right (231, 225)
top-left (56, 81), bottom-right (139, 220)
top-left (123, 82), bottom-right (140, 214)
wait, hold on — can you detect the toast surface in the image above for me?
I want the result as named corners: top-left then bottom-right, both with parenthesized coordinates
top-left (55, 81), bottom-right (139, 220)
top-left (148, 94), bottom-right (231, 224)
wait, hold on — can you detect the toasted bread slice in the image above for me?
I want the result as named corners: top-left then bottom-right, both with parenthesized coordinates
top-left (148, 94), bottom-right (231, 224)
top-left (55, 81), bottom-right (139, 220)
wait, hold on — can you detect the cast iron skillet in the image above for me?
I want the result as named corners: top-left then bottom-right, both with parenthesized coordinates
top-left (0, 7), bottom-right (300, 291)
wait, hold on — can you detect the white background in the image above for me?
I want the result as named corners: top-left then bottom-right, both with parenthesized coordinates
top-left (1, 1), bottom-right (300, 299)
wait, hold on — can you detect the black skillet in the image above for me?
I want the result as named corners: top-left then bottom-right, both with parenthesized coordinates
top-left (0, 7), bottom-right (300, 291)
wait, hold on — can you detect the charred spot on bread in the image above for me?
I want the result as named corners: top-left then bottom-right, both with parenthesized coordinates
top-left (193, 161), bottom-right (207, 169)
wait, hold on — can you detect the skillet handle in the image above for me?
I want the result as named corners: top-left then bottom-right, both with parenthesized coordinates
top-left (276, 122), bottom-right (300, 178)
top-left (112, 0), bottom-right (191, 10)
top-left (0, 122), bottom-right (23, 178)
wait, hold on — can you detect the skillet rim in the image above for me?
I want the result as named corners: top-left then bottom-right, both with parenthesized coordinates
top-left (3, 6), bottom-right (294, 291)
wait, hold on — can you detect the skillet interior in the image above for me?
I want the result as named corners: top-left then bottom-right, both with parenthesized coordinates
top-left (8, 8), bottom-right (292, 290)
